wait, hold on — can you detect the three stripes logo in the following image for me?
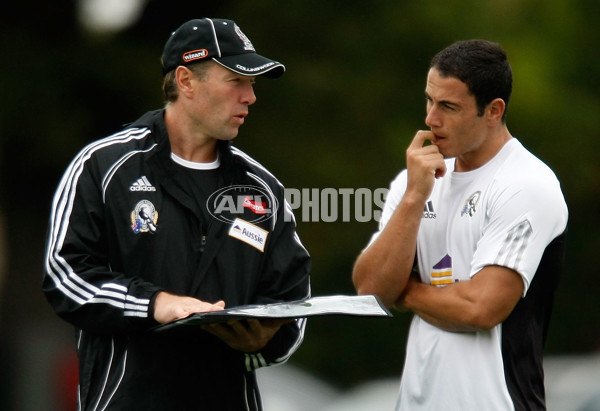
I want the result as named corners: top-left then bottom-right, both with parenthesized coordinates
top-left (130, 176), bottom-right (156, 192)
top-left (422, 200), bottom-right (436, 219)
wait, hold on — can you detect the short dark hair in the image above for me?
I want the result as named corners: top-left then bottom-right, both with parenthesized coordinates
top-left (430, 40), bottom-right (512, 121)
top-left (162, 61), bottom-right (212, 103)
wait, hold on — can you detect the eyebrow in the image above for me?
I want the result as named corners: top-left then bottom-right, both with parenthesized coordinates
top-left (425, 91), bottom-right (460, 109)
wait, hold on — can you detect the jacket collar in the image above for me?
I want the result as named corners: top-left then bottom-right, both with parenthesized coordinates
top-left (131, 109), bottom-right (248, 186)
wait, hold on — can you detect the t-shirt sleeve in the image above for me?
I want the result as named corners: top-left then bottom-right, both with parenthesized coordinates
top-left (470, 174), bottom-right (568, 295)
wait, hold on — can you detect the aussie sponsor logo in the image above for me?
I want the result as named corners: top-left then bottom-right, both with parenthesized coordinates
top-left (229, 218), bottom-right (268, 252)
top-left (183, 49), bottom-right (208, 63)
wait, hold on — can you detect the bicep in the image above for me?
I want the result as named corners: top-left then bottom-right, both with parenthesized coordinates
top-left (467, 265), bottom-right (524, 328)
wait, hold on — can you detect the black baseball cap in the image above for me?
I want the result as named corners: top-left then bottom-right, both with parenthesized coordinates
top-left (161, 18), bottom-right (285, 78)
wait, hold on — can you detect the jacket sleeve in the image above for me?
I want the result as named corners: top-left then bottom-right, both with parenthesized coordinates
top-left (244, 186), bottom-right (311, 371)
top-left (42, 147), bottom-right (162, 334)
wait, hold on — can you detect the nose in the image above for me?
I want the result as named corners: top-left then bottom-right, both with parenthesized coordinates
top-left (242, 83), bottom-right (257, 106)
top-left (425, 105), bottom-right (441, 128)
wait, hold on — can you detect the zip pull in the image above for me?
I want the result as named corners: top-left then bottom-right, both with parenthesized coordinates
top-left (200, 235), bottom-right (207, 252)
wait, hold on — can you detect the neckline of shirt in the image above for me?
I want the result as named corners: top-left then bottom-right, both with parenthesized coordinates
top-left (170, 152), bottom-right (221, 170)
top-left (449, 137), bottom-right (518, 180)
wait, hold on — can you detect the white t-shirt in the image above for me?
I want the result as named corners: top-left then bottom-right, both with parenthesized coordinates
top-left (369, 138), bottom-right (568, 410)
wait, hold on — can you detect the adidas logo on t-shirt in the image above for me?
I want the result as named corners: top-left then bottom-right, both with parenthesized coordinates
top-left (130, 176), bottom-right (156, 192)
top-left (423, 201), bottom-right (436, 219)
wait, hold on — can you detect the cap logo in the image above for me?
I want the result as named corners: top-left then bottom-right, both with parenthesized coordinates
top-left (236, 62), bottom-right (276, 73)
top-left (183, 49), bottom-right (208, 63)
top-left (234, 25), bottom-right (255, 52)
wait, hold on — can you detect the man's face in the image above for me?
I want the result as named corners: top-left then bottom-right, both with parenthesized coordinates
top-left (424, 67), bottom-right (490, 170)
top-left (191, 63), bottom-right (257, 141)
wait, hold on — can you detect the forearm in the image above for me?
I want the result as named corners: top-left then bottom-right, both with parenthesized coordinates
top-left (353, 193), bottom-right (424, 307)
top-left (399, 281), bottom-right (483, 332)
top-left (398, 266), bottom-right (524, 332)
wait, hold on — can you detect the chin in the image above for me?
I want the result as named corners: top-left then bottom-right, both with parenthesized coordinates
top-left (438, 148), bottom-right (452, 158)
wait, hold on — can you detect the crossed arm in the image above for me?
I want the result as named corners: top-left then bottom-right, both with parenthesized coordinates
top-left (352, 131), bottom-right (524, 332)
top-left (396, 266), bottom-right (523, 332)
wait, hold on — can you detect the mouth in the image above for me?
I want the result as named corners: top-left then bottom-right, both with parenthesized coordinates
top-left (233, 113), bottom-right (248, 124)
top-left (432, 133), bottom-right (446, 143)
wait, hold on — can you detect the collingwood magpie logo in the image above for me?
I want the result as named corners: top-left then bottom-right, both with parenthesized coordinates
top-left (461, 191), bottom-right (481, 217)
top-left (423, 200), bottom-right (436, 219)
top-left (131, 200), bottom-right (158, 234)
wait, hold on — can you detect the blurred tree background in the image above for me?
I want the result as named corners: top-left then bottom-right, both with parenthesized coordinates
top-left (1, 0), bottom-right (599, 409)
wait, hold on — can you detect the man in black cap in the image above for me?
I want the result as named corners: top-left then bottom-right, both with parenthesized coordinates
top-left (43, 18), bottom-right (311, 410)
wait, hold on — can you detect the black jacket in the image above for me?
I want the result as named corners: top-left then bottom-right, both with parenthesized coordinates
top-left (43, 109), bottom-right (311, 410)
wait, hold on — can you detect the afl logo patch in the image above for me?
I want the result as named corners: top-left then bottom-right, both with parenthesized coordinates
top-left (131, 200), bottom-right (158, 234)
top-left (206, 185), bottom-right (277, 224)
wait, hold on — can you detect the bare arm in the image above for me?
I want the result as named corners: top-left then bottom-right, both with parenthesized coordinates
top-left (397, 265), bottom-right (524, 332)
top-left (353, 131), bottom-right (446, 307)
top-left (352, 194), bottom-right (423, 307)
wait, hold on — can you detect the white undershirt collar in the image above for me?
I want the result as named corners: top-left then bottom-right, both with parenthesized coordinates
top-left (170, 152), bottom-right (221, 170)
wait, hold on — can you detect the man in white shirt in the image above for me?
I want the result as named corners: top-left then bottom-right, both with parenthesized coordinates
top-left (353, 39), bottom-right (568, 410)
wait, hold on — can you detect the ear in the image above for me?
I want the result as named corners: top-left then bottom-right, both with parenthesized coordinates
top-left (175, 66), bottom-right (196, 99)
top-left (486, 98), bottom-right (506, 125)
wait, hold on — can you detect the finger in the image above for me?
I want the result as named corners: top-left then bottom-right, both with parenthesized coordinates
top-left (188, 299), bottom-right (225, 314)
top-left (198, 300), bottom-right (226, 312)
top-left (434, 162), bottom-right (447, 179)
top-left (409, 130), bottom-right (436, 150)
